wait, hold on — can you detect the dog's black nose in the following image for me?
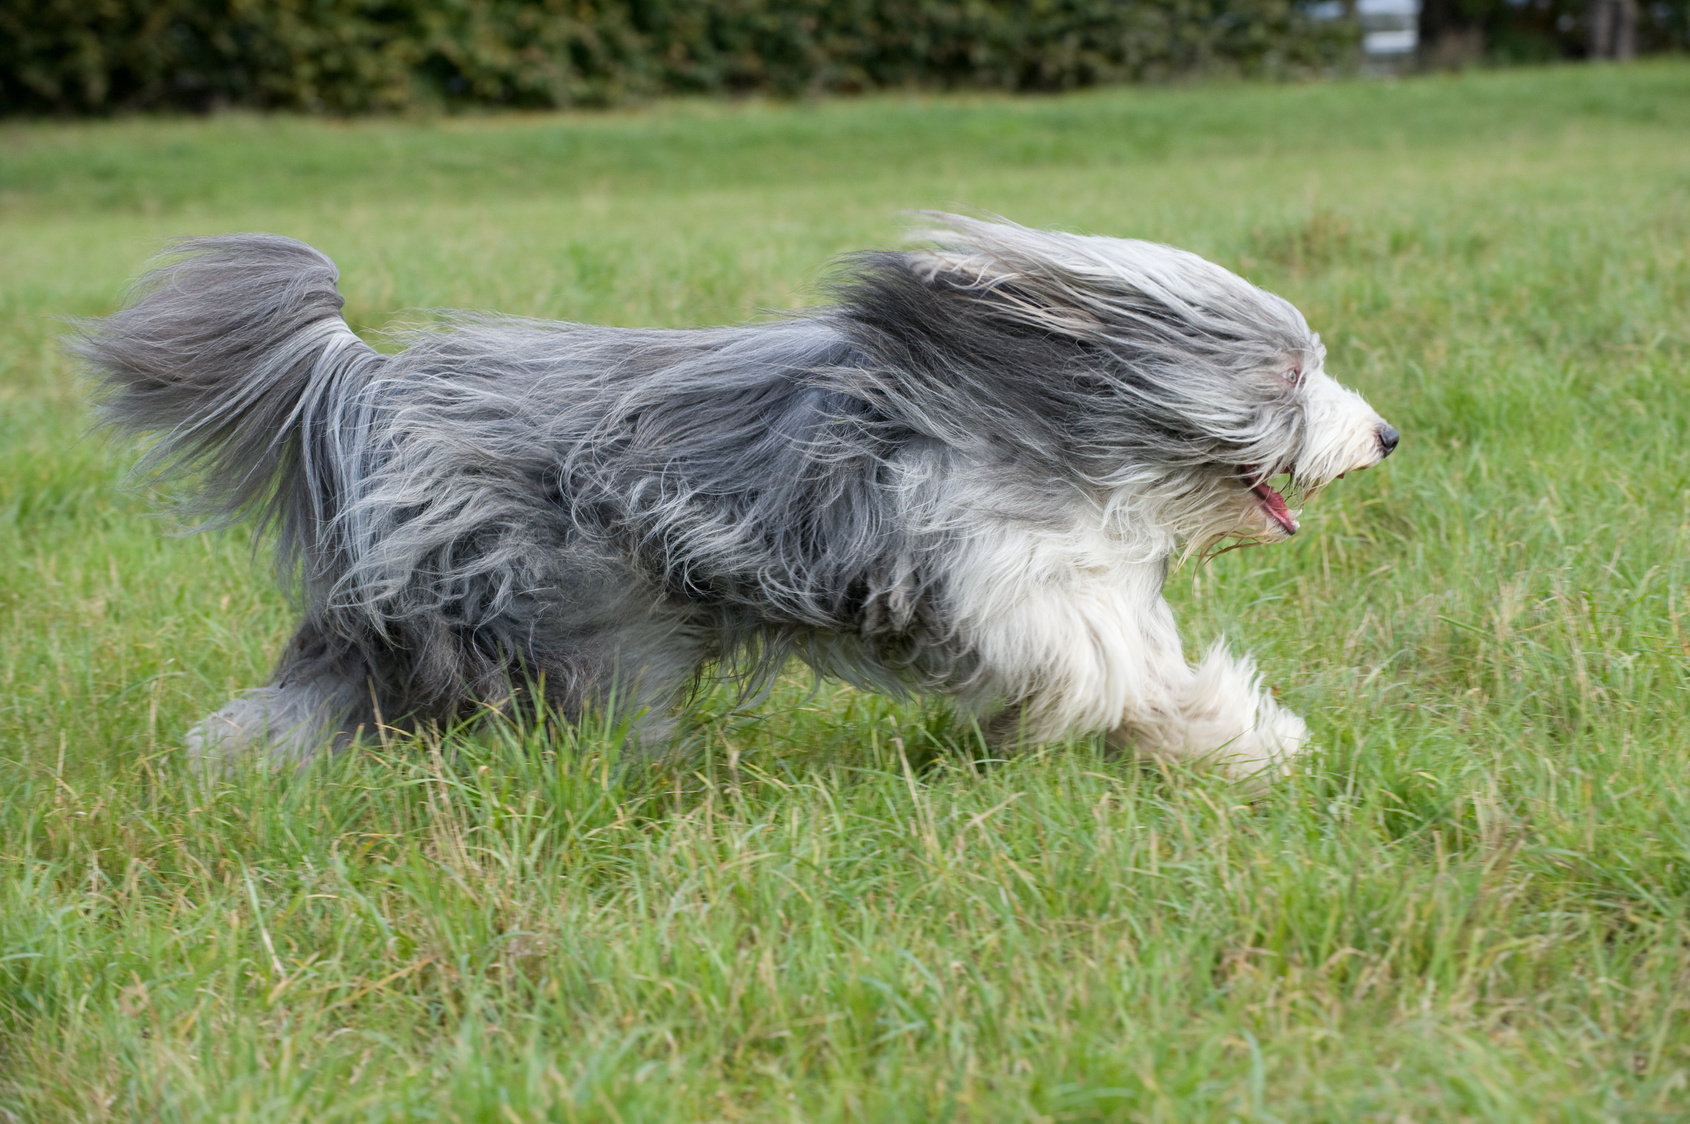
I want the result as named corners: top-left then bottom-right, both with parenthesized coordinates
top-left (1377, 424), bottom-right (1399, 457)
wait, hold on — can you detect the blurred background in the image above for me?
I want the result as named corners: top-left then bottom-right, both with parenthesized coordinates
top-left (1, 0), bottom-right (1683, 116)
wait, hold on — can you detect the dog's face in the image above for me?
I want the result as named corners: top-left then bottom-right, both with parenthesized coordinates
top-left (1222, 356), bottom-right (1398, 544)
top-left (903, 216), bottom-right (1399, 550)
top-left (841, 215), bottom-right (1398, 554)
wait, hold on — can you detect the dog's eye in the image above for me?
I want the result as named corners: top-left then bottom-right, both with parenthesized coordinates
top-left (1281, 364), bottom-right (1305, 387)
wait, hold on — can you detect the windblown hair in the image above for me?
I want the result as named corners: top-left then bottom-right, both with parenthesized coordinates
top-left (80, 215), bottom-right (1395, 778)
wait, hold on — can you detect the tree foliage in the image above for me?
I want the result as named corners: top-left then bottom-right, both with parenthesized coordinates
top-left (1419, 0), bottom-right (1689, 65)
top-left (0, 0), bottom-right (1360, 114)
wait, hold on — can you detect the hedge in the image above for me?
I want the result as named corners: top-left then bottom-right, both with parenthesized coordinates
top-left (0, 0), bottom-right (1360, 114)
top-left (1419, 0), bottom-right (1690, 65)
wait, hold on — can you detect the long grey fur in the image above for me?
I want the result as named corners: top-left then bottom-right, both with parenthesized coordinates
top-left (78, 216), bottom-right (1395, 774)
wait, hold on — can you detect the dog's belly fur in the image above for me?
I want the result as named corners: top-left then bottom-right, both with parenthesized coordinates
top-left (82, 217), bottom-right (1395, 785)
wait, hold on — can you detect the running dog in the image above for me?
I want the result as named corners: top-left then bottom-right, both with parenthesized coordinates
top-left (80, 215), bottom-right (1397, 781)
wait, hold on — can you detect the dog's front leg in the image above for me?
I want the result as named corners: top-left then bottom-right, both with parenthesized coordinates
top-left (1062, 555), bottom-right (1308, 784)
top-left (953, 525), bottom-right (1307, 784)
top-left (1108, 638), bottom-right (1309, 786)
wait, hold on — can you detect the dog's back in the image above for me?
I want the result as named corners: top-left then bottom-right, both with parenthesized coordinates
top-left (77, 237), bottom-right (932, 764)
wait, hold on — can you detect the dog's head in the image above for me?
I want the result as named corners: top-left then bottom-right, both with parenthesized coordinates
top-left (844, 214), bottom-right (1397, 551)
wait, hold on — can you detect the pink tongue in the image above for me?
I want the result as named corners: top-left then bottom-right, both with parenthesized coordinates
top-left (1254, 483), bottom-right (1298, 533)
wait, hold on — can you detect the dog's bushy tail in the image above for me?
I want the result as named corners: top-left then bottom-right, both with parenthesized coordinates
top-left (76, 234), bottom-right (383, 570)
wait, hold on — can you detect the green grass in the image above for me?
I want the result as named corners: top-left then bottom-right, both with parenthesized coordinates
top-left (5, 64), bottom-right (1690, 1121)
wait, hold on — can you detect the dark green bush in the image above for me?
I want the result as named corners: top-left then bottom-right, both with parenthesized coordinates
top-left (0, 0), bottom-right (1359, 114)
top-left (1418, 0), bottom-right (1690, 65)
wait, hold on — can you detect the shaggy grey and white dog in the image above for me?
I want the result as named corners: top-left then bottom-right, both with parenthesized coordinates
top-left (81, 215), bottom-right (1396, 781)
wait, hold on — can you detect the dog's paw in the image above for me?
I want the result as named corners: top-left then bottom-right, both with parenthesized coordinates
top-left (184, 686), bottom-right (342, 773)
top-left (184, 692), bottom-right (263, 771)
top-left (1215, 691), bottom-right (1309, 792)
top-left (1109, 643), bottom-right (1311, 792)
top-left (184, 706), bottom-right (248, 773)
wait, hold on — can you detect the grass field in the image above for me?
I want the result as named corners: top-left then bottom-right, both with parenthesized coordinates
top-left (5, 64), bottom-right (1690, 1121)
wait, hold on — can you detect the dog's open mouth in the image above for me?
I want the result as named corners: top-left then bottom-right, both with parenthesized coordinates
top-left (1247, 468), bottom-right (1299, 535)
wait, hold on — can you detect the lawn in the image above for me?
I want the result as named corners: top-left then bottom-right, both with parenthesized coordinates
top-left (4, 64), bottom-right (1690, 1121)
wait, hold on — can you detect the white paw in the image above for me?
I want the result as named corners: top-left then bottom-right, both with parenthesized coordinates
top-left (1110, 642), bottom-right (1311, 792)
top-left (1215, 690), bottom-right (1309, 789)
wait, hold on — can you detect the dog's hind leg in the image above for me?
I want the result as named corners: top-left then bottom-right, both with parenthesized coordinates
top-left (529, 612), bottom-right (712, 757)
top-left (185, 616), bottom-right (378, 772)
top-left (185, 675), bottom-right (365, 772)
